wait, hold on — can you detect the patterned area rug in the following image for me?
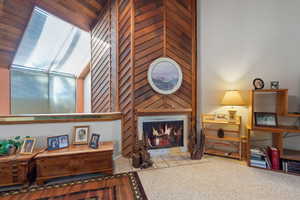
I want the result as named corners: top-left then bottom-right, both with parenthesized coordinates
top-left (0, 172), bottom-right (147, 200)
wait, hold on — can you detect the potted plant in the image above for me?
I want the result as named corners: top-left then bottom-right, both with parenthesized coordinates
top-left (0, 136), bottom-right (24, 156)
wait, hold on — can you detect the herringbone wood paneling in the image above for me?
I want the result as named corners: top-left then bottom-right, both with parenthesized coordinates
top-left (91, 1), bottom-right (112, 113)
top-left (118, 0), bottom-right (135, 157)
top-left (91, 0), bottom-right (118, 113)
top-left (165, 0), bottom-right (193, 109)
top-left (133, 0), bottom-right (164, 111)
top-left (91, 0), bottom-right (197, 156)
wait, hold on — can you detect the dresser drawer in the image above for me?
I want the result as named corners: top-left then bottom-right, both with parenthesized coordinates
top-left (37, 151), bottom-right (113, 178)
top-left (0, 161), bottom-right (29, 186)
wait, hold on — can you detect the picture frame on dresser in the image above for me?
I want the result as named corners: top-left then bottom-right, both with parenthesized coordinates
top-left (20, 137), bottom-right (36, 155)
top-left (89, 133), bottom-right (100, 149)
top-left (47, 136), bottom-right (60, 151)
top-left (47, 135), bottom-right (70, 151)
top-left (73, 126), bottom-right (90, 144)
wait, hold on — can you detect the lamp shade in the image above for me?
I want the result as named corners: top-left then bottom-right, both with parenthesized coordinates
top-left (221, 90), bottom-right (245, 106)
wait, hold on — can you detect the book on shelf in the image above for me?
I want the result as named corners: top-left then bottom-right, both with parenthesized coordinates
top-left (250, 147), bottom-right (280, 169)
top-left (268, 147), bottom-right (280, 170)
top-left (282, 160), bottom-right (300, 174)
top-left (250, 148), bottom-right (268, 169)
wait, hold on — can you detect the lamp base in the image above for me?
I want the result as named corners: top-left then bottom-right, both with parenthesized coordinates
top-left (228, 109), bottom-right (237, 122)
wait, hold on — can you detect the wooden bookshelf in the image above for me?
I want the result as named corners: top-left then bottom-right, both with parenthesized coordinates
top-left (205, 135), bottom-right (241, 142)
top-left (247, 89), bottom-right (300, 175)
top-left (287, 113), bottom-right (300, 117)
top-left (205, 149), bottom-right (240, 159)
top-left (202, 114), bottom-right (242, 160)
top-left (281, 149), bottom-right (300, 162)
top-left (252, 125), bottom-right (300, 133)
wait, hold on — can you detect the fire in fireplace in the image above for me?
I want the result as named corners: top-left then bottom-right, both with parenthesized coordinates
top-left (143, 120), bottom-right (184, 149)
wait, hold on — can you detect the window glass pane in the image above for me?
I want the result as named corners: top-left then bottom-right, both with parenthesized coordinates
top-left (12, 7), bottom-right (90, 76)
top-left (50, 28), bottom-right (91, 76)
top-left (49, 74), bottom-right (76, 113)
top-left (11, 69), bottom-right (49, 114)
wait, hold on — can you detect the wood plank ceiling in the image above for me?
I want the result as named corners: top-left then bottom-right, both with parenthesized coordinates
top-left (0, 0), bottom-right (104, 69)
top-left (90, 0), bottom-right (197, 157)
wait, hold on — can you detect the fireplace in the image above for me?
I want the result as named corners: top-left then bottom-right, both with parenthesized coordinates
top-left (143, 120), bottom-right (184, 149)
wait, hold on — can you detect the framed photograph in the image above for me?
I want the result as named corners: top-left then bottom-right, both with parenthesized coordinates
top-left (73, 126), bottom-right (90, 144)
top-left (47, 136), bottom-right (60, 151)
top-left (58, 135), bottom-right (69, 149)
top-left (148, 57), bottom-right (183, 95)
top-left (20, 138), bottom-right (36, 155)
top-left (254, 112), bottom-right (278, 127)
top-left (89, 133), bottom-right (100, 149)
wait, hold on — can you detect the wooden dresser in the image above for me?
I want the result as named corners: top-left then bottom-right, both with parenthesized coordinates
top-left (0, 153), bottom-right (37, 187)
top-left (35, 142), bottom-right (114, 184)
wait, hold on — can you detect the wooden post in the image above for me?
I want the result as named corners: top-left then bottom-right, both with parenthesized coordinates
top-left (0, 68), bottom-right (10, 115)
top-left (76, 78), bottom-right (84, 113)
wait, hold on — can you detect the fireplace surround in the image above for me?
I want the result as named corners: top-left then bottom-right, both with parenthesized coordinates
top-left (143, 120), bottom-right (184, 149)
top-left (138, 115), bottom-right (188, 156)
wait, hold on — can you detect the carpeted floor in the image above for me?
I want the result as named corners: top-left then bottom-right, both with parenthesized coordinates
top-left (138, 156), bottom-right (300, 200)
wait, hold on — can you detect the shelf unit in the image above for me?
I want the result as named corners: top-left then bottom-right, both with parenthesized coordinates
top-left (247, 89), bottom-right (300, 175)
top-left (202, 114), bottom-right (243, 160)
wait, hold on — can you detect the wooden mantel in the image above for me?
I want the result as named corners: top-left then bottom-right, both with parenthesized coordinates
top-left (136, 109), bottom-right (192, 116)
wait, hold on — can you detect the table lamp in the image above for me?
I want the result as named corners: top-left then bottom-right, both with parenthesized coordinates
top-left (221, 90), bottom-right (245, 122)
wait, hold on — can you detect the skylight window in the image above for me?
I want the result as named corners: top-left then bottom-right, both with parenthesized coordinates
top-left (12, 7), bottom-right (91, 77)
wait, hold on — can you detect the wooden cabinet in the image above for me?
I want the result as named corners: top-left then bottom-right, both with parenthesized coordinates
top-left (202, 114), bottom-right (243, 160)
top-left (0, 153), bottom-right (36, 187)
top-left (35, 142), bottom-right (114, 185)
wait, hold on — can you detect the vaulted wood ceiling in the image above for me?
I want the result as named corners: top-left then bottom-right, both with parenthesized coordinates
top-left (0, 0), bottom-right (105, 69)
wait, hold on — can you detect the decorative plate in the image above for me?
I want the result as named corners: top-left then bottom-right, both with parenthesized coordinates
top-left (147, 57), bottom-right (183, 95)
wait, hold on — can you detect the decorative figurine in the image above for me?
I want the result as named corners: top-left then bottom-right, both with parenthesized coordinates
top-left (270, 81), bottom-right (279, 89)
top-left (217, 128), bottom-right (225, 138)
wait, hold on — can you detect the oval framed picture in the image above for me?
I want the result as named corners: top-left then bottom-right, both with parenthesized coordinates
top-left (148, 57), bottom-right (183, 95)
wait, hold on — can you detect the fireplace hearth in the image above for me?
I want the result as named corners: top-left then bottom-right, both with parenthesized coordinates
top-left (143, 120), bottom-right (184, 149)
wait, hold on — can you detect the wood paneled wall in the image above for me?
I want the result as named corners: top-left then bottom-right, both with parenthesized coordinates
top-left (0, 0), bottom-right (34, 69)
top-left (118, 0), bottom-right (135, 156)
top-left (121, 0), bottom-right (197, 156)
top-left (90, 0), bottom-right (197, 156)
top-left (35, 0), bottom-right (104, 32)
top-left (90, 0), bottom-right (118, 113)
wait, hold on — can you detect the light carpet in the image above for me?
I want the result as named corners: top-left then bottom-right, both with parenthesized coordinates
top-left (138, 156), bottom-right (300, 200)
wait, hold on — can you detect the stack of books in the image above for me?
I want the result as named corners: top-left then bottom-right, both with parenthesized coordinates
top-left (250, 147), bottom-right (280, 170)
top-left (250, 148), bottom-right (267, 168)
top-left (282, 160), bottom-right (300, 174)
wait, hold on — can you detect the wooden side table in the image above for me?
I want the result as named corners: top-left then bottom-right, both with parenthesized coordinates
top-left (0, 152), bottom-right (38, 187)
top-left (35, 142), bottom-right (114, 185)
top-left (201, 114), bottom-right (242, 160)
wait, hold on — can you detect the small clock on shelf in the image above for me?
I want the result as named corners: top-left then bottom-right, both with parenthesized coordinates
top-left (253, 78), bottom-right (264, 90)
